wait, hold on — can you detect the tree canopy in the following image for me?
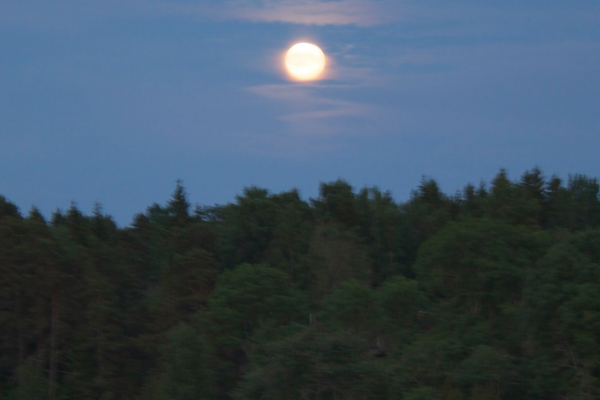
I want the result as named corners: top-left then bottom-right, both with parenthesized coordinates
top-left (1, 168), bottom-right (599, 400)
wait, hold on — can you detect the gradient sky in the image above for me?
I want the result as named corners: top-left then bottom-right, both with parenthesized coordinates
top-left (1, 0), bottom-right (599, 225)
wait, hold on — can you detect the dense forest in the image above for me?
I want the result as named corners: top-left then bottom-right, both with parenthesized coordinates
top-left (1, 167), bottom-right (600, 400)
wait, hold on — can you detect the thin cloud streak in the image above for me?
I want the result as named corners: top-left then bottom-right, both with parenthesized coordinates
top-left (0, 0), bottom-right (502, 31)
top-left (5, 0), bottom-right (596, 32)
top-left (223, 0), bottom-right (399, 27)
top-left (237, 82), bottom-right (377, 157)
top-left (247, 84), bottom-right (371, 129)
top-left (148, 0), bottom-right (410, 27)
top-left (0, 0), bottom-right (400, 28)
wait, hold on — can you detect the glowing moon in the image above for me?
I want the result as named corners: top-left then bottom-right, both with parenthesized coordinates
top-left (285, 43), bottom-right (326, 81)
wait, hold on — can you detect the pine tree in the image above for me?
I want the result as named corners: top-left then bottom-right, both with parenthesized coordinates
top-left (167, 180), bottom-right (191, 227)
top-left (0, 196), bottom-right (20, 220)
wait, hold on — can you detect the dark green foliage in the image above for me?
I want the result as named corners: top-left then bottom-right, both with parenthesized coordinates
top-left (305, 222), bottom-right (370, 298)
top-left (399, 177), bottom-right (456, 272)
top-left (355, 187), bottom-right (405, 285)
top-left (0, 196), bottom-right (21, 220)
top-left (461, 182), bottom-right (488, 219)
top-left (521, 230), bottom-right (600, 399)
top-left (453, 345), bottom-right (515, 398)
top-left (311, 179), bottom-right (359, 229)
top-left (414, 217), bottom-right (543, 319)
top-left (7, 360), bottom-right (48, 400)
top-left (563, 175), bottom-right (600, 230)
top-left (403, 387), bottom-right (440, 400)
top-left (157, 323), bottom-right (216, 400)
top-left (233, 329), bottom-right (389, 400)
top-left (395, 334), bottom-right (463, 391)
top-left (0, 170), bottom-right (599, 399)
top-left (208, 263), bottom-right (303, 353)
top-left (377, 275), bottom-right (429, 347)
top-left (167, 180), bottom-right (192, 227)
top-left (216, 188), bottom-right (314, 276)
top-left (319, 279), bottom-right (380, 337)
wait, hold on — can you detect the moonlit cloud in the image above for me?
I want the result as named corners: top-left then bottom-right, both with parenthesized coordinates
top-left (0, 0), bottom-right (401, 28)
top-left (247, 84), bottom-right (371, 133)
top-left (220, 0), bottom-right (399, 27)
top-left (147, 0), bottom-right (410, 27)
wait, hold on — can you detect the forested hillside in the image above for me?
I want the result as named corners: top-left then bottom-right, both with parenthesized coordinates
top-left (1, 168), bottom-right (600, 400)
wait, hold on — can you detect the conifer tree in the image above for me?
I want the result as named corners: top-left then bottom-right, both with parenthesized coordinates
top-left (0, 196), bottom-right (20, 220)
top-left (311, 179), bottom-right (359, 229)
top-left (167, 180), bottom-right (191, 227)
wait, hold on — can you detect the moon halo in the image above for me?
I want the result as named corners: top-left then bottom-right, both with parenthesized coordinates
top-left (285, 43), bottom-right (326, 81)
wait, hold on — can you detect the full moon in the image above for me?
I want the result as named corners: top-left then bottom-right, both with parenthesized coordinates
top-left (285, 43), bottom-right (326, 81)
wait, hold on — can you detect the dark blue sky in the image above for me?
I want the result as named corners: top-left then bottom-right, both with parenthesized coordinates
top-left (1, 1), bottom-right (599, 225)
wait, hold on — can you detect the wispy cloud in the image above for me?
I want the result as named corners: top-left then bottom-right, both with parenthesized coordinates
top-left (0, 0), bottom-right (400, 27)
top-left (247, 84), bottom-right (372, 134)
top-left (146, 0), bottom-right (410, 27)
top-left (226, 80), bottom-right (378, 157)
top-left (218, 0), bottom-right (400, 27)
top-left (0, 0), bottom-right (489, 31)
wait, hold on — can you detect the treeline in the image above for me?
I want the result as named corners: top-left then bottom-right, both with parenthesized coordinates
top-left (1, 168), bottom-right (600, 400)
